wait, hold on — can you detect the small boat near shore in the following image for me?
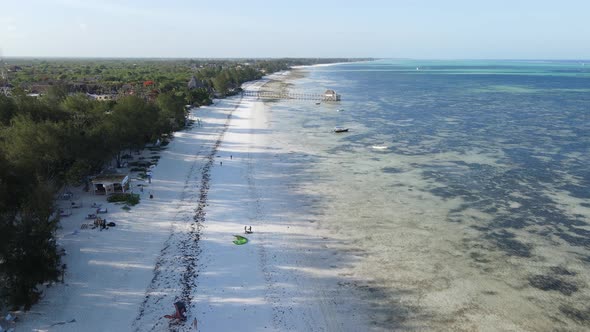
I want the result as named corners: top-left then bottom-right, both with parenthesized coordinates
top-left (333, 127), bottom-right (349, 133)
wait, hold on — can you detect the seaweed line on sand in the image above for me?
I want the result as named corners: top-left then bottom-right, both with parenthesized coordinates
top-left (132, 97), bottom-right (242, 332)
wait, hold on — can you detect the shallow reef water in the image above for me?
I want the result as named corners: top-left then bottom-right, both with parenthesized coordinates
top-left (266, 60), bottom-right (590, 330)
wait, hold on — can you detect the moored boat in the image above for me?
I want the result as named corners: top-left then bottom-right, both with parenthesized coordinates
top-left (333, 127), bottom-right (349, 133)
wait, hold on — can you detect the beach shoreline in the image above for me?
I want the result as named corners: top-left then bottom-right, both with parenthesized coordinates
top-left (291, 59), bottom-right (375, 70)
top-left (15, 72), bottom-right (375, 331)
top-left (180, 73), bottom-right (374, 331)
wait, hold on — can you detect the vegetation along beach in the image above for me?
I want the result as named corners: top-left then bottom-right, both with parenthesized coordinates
top-left (1, 1), bottom-right (590, 331)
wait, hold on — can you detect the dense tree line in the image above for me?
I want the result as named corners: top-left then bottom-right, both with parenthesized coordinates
top-left (0, 88), bottom-right (187, 309)
top-left (3, 58), bottom-right (370, 98)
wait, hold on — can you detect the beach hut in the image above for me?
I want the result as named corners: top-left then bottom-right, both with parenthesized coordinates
top-left (91, 174), bottom-right (129, 195)
top-left (322, 89), bottom-right (341, 101)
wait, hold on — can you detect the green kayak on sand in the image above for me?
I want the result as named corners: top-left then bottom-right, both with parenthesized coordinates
top-left (233, 235), bottom-right (248, 245)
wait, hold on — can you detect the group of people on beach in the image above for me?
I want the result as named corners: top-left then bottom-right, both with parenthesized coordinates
top-left (94, 217), bottom-right (107, 231)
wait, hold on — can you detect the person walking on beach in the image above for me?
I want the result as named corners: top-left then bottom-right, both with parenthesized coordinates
top-left (61, 263), bottom-right (67, 283)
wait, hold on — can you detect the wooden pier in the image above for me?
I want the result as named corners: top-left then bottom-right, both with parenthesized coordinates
top-left (242, 89), bottom-right (341, 101)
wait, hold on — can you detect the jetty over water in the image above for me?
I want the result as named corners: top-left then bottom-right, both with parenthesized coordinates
top-left (242, 89), bottom-right (341, 101)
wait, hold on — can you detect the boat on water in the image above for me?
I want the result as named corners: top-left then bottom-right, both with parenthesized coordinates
top-left (371, 145), bottom-right (388, 150)
top-left (336, 109), bottom-right (344, 112)
top-left (333, 127), bottom-right (349, 133)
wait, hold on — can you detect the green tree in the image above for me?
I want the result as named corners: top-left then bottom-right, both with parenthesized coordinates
top-left (0, 94), bottom-right (17, 125)
top-left (1, 115), bottom-right (66, 181)
top-left (156, 92), bottom-right (186, 131)
top-left (43, 84), bottom-right (69, 106)
top-left (60, 94), bottom-right (110, 183)
top-left (104, 96), bottom-right (159, 165)
top-left (0, 152), bottom-right (61, 310)
top-left (13, 93), bottom-right (66, 123)
top-left (0, 180), bottom-right (60, 309)
top-left (212, 74), bottom-right (229, 95)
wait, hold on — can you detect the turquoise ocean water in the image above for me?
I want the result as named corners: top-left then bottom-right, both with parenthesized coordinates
top-left (265, 60), bottom-right (589, 330)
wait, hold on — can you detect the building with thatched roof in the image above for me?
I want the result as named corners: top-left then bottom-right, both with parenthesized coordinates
top-left (91, 174), bottom-right (129, 195)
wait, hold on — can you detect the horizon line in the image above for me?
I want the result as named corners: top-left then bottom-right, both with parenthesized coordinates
top-left (2, 56), bottom-right (590, 61)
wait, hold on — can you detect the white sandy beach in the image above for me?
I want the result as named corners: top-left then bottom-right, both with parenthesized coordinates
top-left (14, 76), bottom-right (372, 332)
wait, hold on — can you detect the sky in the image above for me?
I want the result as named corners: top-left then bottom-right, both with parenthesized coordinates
top-left (1, 0), bottom-right (589, 59)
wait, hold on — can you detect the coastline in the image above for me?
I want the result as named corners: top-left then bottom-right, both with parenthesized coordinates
top-left (183, 73), bottom-right (374, 331)
top-left (15, 72), bottom-right (375, 331)
top-left (291, 59), bottom-right (375, 70)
